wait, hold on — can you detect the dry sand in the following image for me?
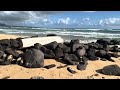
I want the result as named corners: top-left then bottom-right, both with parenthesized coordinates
top-left (0, 34), bottom-right (120, 79)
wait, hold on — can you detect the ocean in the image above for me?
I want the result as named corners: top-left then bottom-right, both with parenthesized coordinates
top-left (0, 26), bottom-right (120, 43)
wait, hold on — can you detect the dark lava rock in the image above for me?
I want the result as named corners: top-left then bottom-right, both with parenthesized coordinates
top-left (109, 53), bottom-right (120, 58)
top-left (44, 41), bottom-right (58, 50)
top-left (0, 59), bottom-right (4, 63)
top-left (39, 46), bottom-right (55, 59)
top-left (44, 64), bottom-right (56, 69)
top-left (0, 39), bottom-right (10, 46)
top-left (111, 46), bottom-right (120, 52)
top-left (63, 47), bottom-right (71, 53)
top-left (16, 38), bottom-right (23, 48)
top-left (34, 43), bottom-right (43, 50)
top-left (0, 50), bottom-right (4, 58)
top-left (47, 34), bottom-right (57, 36)
top-left (31, 35), bottom-right (38, 38)
top-left (63, 53), bottom-right (79, 65)
top-left (70, 54), bottom-right (79, 62)
top-left (84, 45), bottom-right (89, 50)
top-left (103, 44), bottom-right (110, 52)
top-left (10, 39), bottom-right (19, 48)
top-left (0, 44), bottom-right (4, 51)
top-left (57, 43), bottom-right (67, 49)
top-left (57, 64), bottom-right (68, 69)
top-left (63, 42), bottom-right (70, 47)
top-left (101, 64), bottom-right (120, 76)
top-left (70, 39), bottom-right (79, 45)
top-left (44, 50), bottom-right (55, 59)
top-left (104, 53), bottom-right (112, 61)
top-left (30, 76), bottom-right (44, 79)
top-left (75, 46), bottom-right (86, 58)
top-left (53, 48), bottom-right (64, 59)
top-left (23, 48), bottom-right (44, 68)
top-left (0, 60), bottom-right (11, 65)
top-left (67, 67), bottom-right (77, 74)
top-left (95, 50), bottom-right (107, 58)
top-left (96, 39), bottom-right (110, 45)
top-left (71, 43), bottom-right (82, 53)
top-left (87, 49), bottom-right (99, 61)
top-left (5, 48), bottom-right (19, 58)
top-left (110, 40), bottom-right (120, 45)
top-left (77, 61), bottom-right (88, 70)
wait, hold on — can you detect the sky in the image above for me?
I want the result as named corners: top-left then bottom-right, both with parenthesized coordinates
top-left (1, 11), bottom-right (120, 29)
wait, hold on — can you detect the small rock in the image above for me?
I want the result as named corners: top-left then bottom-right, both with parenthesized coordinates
top-left (44, 64), bottom-right (56, 69)
top-left (102, 77), bottom-right (105, 79)
top-left (67, 67), bottom-right (77, 74)
top-left (57, 64), bottom-right (68, 69)
top-left (94, 74), bottom-right (99, 76)
top-left (30, 76), bottom-right (44, 79)
top-left (1, 76), bottom-right (10, 79)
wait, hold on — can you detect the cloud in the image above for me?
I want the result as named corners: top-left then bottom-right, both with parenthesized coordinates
top-left (0, 11), bottom-right (61, 25)
top-left (57, 17), bottom-right (70, 25)
top-left (99, 18), bottom-right (120, 26)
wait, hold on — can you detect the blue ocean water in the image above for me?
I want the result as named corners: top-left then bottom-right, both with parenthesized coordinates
top-left (0, 26), bottom-right (120, 43)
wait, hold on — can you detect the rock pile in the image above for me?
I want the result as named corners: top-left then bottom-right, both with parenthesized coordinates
top-left (0, 37), bottom-right (120, 73)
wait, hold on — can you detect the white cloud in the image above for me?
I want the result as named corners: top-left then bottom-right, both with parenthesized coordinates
top-left (99, 18), bottom-right (120, 26)
top-left (57, 17), bottom-right (70, 25)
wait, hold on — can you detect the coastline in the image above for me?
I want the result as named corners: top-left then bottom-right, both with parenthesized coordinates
top-left (0, 34), bottom-right (120, 79)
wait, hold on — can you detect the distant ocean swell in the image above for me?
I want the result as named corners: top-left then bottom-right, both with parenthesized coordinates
top-left (0, 27), bottom-right (120, 43)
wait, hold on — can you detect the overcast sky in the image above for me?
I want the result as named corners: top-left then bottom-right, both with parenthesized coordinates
top-left (0, 11), bottom-right (120, 28)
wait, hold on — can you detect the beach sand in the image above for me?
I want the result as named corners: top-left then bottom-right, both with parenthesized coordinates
top-left (0, 34), bottom-right (120, 79)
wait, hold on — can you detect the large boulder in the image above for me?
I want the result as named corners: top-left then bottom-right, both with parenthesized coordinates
top-left (87, 49), bottom-right (99, 61)
top-left (23, 48), bottom-right (44, 68)
top-left (71, 43), bottom-right (82, 53)
top-left (75, 46), bottom-right (86, 58)
top-left (101, 64), bottom-right (120, 76)
top-left (53, 48), bottom-right (64, 59)
top-left (5, 48), bottom-right (20, 58)
top-left (110, 40), bottom-right (120, 45)
top-left (110, 46), bottom-right (120, 52)
top-left (63, 47), bottom-right (71, 53)
top-left (57, 43), bottom-right (67, 49)
top-left (0, 39), bottom-right (10, 46)
top-left (44, 41), bottom-right (58, 50)
top-left (96, 39), bottom-right (110, 45)
top-left (95, 50), bottom-right (107, 58)
top-left (63, 41), bottom-right (70, 47)
top-left (10, 39), bottom-right (19, 48)
top-left (34, 43), bottom-right (43, 50)
top-left (63, 53), bottom-right (79, 65)
top-left (70, 39), bottom-right (79, 45)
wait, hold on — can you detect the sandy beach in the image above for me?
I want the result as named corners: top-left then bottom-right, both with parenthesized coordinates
top-left (0, 34), bottom-right (120, 79)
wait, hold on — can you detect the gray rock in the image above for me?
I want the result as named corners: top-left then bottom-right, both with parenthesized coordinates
top-left (23, 48), bottom-right (44, 68)
top-left (101, 64), bottom-right (120, 76)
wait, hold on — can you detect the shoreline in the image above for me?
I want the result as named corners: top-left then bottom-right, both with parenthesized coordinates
top-left (0, 34), bottom-right (120, 79)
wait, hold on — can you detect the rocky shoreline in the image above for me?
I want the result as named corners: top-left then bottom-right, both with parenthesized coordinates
top-left (0, 35), bottom-right (120, 79)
